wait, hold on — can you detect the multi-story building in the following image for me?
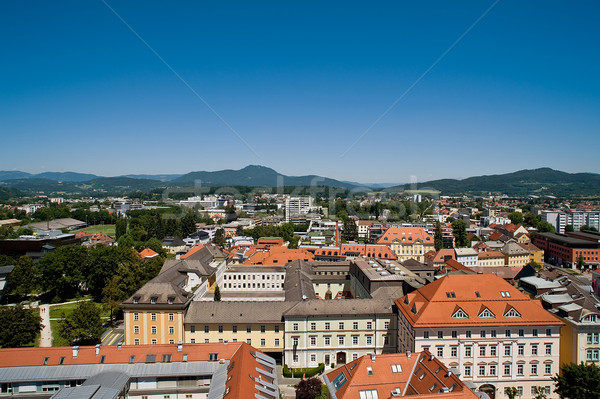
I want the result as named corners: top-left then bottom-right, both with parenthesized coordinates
top-left (541, 211), bottom-right (568, 234)
top-left (500, 241), bottom-right (530, 268)
top-left (285, 197), bottom-right (314, 222)
top-left (533, 231), bottom-right (600, 268)
top-left (395, 274), bottom-right (563, 398)
top-left (541, 210), bottom-right (600, 234)
top-left (477, 250), bottom-right (505, 267)
top-left (376, 227), bottom-right (434, 263)
top-left (0, 342), bottom-right (278, 399)
top-left (283, 299), bottom-right (397, 368)
top-left (454, 248), bottom-right (479, 268)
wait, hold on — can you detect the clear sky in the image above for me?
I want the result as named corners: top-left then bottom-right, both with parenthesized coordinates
top-left (1, 1), bottom-right (599, 184)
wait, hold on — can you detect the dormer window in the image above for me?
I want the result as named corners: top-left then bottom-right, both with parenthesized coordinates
top-left (133, 296), bottom-right (140, 304)
top-left (452, 308), bottom-right (469, 319)
top-left (478, 308), bottom-right (495, 319)
top-left (150, 296), bottom-right (158, 304)
top-left (167, 297), bottom-right (174, 304)
top-left (504, 307), bottom-right (521, 318)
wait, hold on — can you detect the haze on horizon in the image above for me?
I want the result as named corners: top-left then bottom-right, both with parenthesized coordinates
top-left (1, 1), bottom-right (599, 183)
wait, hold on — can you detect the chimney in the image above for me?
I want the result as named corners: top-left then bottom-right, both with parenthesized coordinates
top-left (95, 344), bottom-right (101, 356)
top-left (406, 350), bottom-right (411, 359)
top-left (177, 341), bottom-right (183, 352)
top-left (446, 370), bottom-right (452, 377)
top-left (117, 342), bottom-right (122, 350)
top-left (429, 354), bottom-right (435, 361)
top-left (371, 353), bottom-right (376, 362)
top-left (72, 346), bottom-right (79, 359)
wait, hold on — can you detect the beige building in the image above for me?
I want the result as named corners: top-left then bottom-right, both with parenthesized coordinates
top-left (501, 241), bottom-right (530, 267)
top-left (477, 250), bottom-right (506, 267)
top-left (283, 299), bottom-right (397, 368)
top-left (376, 226), bottom-right (435, 263)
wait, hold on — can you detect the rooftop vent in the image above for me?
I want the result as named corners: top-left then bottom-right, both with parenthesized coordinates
top-left (72, 346), bottom-right (79, 359)
top-left (95, 344), bottom-right (101, 356)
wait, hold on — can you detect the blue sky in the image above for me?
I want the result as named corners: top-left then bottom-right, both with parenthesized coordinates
top-left (1, 1), bottom-right (599, 183)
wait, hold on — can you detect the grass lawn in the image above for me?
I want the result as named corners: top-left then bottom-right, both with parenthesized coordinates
top-left (76, 224), bottom-right (116, 237)
top-left (49, 300), bottom-right (110, 319)
top-left (50, 319), bottom-right (70, 347)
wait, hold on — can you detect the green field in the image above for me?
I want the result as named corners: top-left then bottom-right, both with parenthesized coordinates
top-left (50, 319), bottom-right (70, 346)
top-left (76, 224), bottom-right (116, 236)
top-left (49, 300), bottom-right (90, 319)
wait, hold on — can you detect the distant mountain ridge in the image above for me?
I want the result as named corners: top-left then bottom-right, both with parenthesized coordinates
top-left (0, 166), bottom-right (599, 197)
top-left (385, 167), bottom-right (600, 196)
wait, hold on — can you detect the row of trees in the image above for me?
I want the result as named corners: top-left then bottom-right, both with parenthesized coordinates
top-left (1, 245), bottom-right (163, 306)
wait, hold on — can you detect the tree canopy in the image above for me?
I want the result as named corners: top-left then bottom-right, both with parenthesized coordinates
top-left (552, 362), bottom-right (600, 399)
top-left (295, 377), bottom-right (322, 399)
top-left (451, 219), bottom-right (468, 247)
top-left (57, 301), bottom-right (104, 345)
top-left (0, 306), bottom-right (42, 348)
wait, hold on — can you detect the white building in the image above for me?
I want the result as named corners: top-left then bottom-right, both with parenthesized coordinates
top-left (285, 197), bottom-right (314, 222)
top-left (454, 247), bottom-right (479, 268)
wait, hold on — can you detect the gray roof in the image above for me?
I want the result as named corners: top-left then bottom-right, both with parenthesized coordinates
top-left (500, 241), bottom-right (529, 256)
top-left (0, 265), bottom-right (15, 275)
top-left (520, 276), bottom-right (562, 289)
top-left (283, 299), bottom-right (393, 317)
top-left (160, 258), bottom-right (216, 277)
top-left (540, 293), bottom-right (573, 304)
top-left (29, 218), bottom-right (86, 231)
top-left (284, 260), bottom-right (317, 302)
top-left (558, 303), bottom-right (583, 313)
top-left (369, 286), bottom-right (404, 301)
top-left (51, 372), bottom-right (130, 399)
top-left (123, 281), bottom-right (190, 305)
top-left (185, 301), bottom-right (295, 324)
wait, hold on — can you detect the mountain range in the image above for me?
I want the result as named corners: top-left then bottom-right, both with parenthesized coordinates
top-left (0, 166), bottom-right (598, 197)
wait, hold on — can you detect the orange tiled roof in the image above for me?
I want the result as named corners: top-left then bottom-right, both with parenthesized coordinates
top-left (181, 243), bottom-right (205, 259)
top-left (489, 231), bottom-right (504, 241)
top-left (326, 351), bottom-right (477, 398)
top-left (75, 231), bottom-right (92, 238)
top-left (376, 226), bottom-right (433, 245)
top-left (313, 244), bottom-right (397, 260)
top-left (395, 274), bottom-right (564, 328)
top-left (478, 250), bottom-right (504, 259)
top-left (243, 245), bottom-right (314, 265)
top-left (139, 248), bottom-right (159, 259)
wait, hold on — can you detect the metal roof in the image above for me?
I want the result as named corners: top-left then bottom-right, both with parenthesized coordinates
top-left (206, 363), bottom-right (229, 399)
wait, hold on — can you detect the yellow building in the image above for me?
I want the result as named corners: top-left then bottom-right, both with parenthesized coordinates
top-left (122, 281), bottom-right (190, 345)
top-left (376, 227), bottom-right (434, 263)
top-left (501, 241), bottom-right (530, 267)
top-left (184, 301), bottom-right (293, 362)
top-left (477, 250), bottom-right (506, 267)
top-left (519, 242), bottom-right (544, 265)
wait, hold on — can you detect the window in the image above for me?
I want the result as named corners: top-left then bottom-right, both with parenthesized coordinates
top-left (367, 366), bottom-right (373, 375)
top-left (451, 346), bottom-right (458, 357)
top-left (384, 321), bottom-right (390, 329)
top-left (465, 346), bottom-right (472, 357)
top-left (134, 312), bottom-right (139, 321)
top-left (517, 387), bottom-right (523, 396)
top-left (464, 365), bottom-right (471, 377)
top-left (353, 336), bottom-right (359, 345)
top-left (504, 345), bottom-right (511, 356)
top-left (190, 325), bottom-right (195, 333)
top-left (274, 338), bottom-right (280, 346)
top-left (491, 329), bottom-right (497, 338)
top-left (162, 354), bottom-right (172, 363)
top-left (260, 325), bottom-right (266, 333)
top-left (353, 322), bottom-right (359, 330)
top-left (338, 336), bottom-right (345, 345)
top-left (274, 325), bottom-right (279, 333)
top-left (325, 336), bottom-right (331, 346)
top-left (190, 339), bottom-right (195, 343)
top-left (586, 349), bottom-right (599, 362)
top-left (466, 330), bottom-right (472, 338)
top-left (366, 322), bottom-right (372, 330)
top-left (358, 389), bottom-right (378, 399)
top-left (310, 336), bottom-right (317, 346)
top-left (366, 335), bottom-right (372, 345)
top-left (437, 331), bottom-right (443, 339)
top-left (480, 330), bottom-right (486, 338)
top-left (293, 323), bottom-right (299, 331)
top-left (339, 322), bottom-right (344, 330)
top-left (260, 339), bottom-right (265, 347)
top-left (480, 346), bottom-right (486, 357)
top-left (151, 313), bottom-right (156, 321)
top-left (247, 325), bottom-right (252, 333)
top-left (489, 364), bottom-right (496, 376)
top-left (151, 326), bottom-right (157, 334)
top-left (204, 325), bottom-right (209, 333)
top-left (232, 325), bottom-right (237, 333)
top-left (169, 339), bottom-right (174, 344)
top-left (169, 326), bottom-right (174, 335)
top-left (391, 364), bottom-right (402, 373)
top-left (423, 331), bottom-right (429, 339)
top-left (517, 364), bottom-right (524, 375)
top-left (479, 365), bottom-right (486, 376)
top-left (436, 346), bottom-right (443, 357)
top-left (518, 344), bottom-right (524, 356)
top-left (504, 364), bottom-right (511, 376)
top-left (292, 337), bottom-right (299, 346)
top-left (490, 345), bottom-right (497, 356)
top-left (134, 339), bottom-right (140, 345)
top-left (518, 329), bottom-right (524, 337)
top-left (134, 326), bottom-right (139, 334)
top-left (532, 344), bottom-right (538, 355)
top-left (545, 363), bottom-right (552, 375)
top-left (505, 329), bottom-right (511, 337)
top-left (545, 344), bottom-right (552, 355)
top-left (310, 322), bottom-right (316, 331)
top-left (246, 339), bottom-right (251, 345)
top-left (546, 328), bottom-right (552, 337)
top-left (151, 339), bottom-right (157, 345)
top-left (588, 333), bottom-right (600, 344)
top-left (325, 322), bottom-right (330, 331)
top-left (531, 363), bottom-right (538, 375)
top-left (451, 330), bottom-right (458, 338)
top-left (168, 313), bottom-right (174, 321)
top-left (310, 354), bottom-right (316, 363)
top-left (533, 328), bottom-right (538, 337)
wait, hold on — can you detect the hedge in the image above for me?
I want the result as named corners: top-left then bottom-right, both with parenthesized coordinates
top-left (283, 363), bottom-right (325, 378)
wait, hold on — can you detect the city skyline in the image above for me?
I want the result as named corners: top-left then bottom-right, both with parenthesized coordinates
top-left (2, 1), bottom-right (599, 182)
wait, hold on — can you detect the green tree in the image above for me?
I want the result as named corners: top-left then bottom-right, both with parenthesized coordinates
top-left (524, 212), bottom-right (540, 227)
top-left (565, 224), bottom-right (575, 232)
top-left (214, 284), bottom-right (221, 301)
top-left (180, 211), bottom-right (197, 238)
top-left (235, 225), bottom-right (244, 236)
top-left (115, 217), bottom-right (127, 239)
top-left (341, 219), bottom-right (358, 242)
top-left (577, 254), bottom-right (586, 271)
top-left (36, 246), bottom-right (88, 302)
top-left (213, 228), bottom-right (226, 247)
top-left (434, 221), bottom-right (443, 251)
top-left (537, 221), bottom-right (555, 233)
top-left (532, 386), bottom-right (547, 399)
top-left (451, 219), bottom-right (468, 247)
top-left (117, 234), bottom-right (134, 248)
top-left (0, 305), bottom-right (42, 348)
top-left (509, 211), bottom-right (524, 225)
top-left (553, 362), bottom-right (600, 399)
top-left (295, 377), bottom-right (322, 399)
top-left (57, 301), bottom-right (104, 345)
top-left (278, 223), bottom-right (295, 243)
top-left (145, 237), bottom-right (166, 257)
top-left (504, 387), bottom-right (518, 399)
top-left (102, 275), bottom-right (120, 325)
top-left (3, 256), bottom-right (36, 297)
top-left (581, 225), bottom-right (599, 232)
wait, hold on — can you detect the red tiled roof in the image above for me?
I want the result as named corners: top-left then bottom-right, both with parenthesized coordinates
top-left (139, 248), bottom-right (159, 259)
top-left (376, 227), bottom-right (433, 245)
top-left (181, 243), bottom-right (205, 259)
